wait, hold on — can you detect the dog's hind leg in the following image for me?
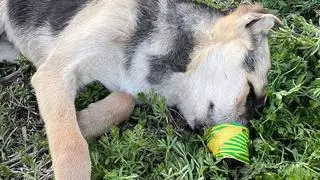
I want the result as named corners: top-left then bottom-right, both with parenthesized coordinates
top-left (77, 92), bottom-right (135, 138)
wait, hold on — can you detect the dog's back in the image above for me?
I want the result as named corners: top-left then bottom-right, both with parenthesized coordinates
top-left (1, 0), bottom-right (222, 92)
top-left (1, 0), bottom-right (89, 66)
top-left (1, 0), bottom-right (139, 67)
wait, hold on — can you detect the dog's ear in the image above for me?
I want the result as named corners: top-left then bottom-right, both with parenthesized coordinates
top-left (235, 4), bottom-right (282, 34)
top-left (206, 4), bottom-right (282, 46)
top-left (244, 14), bottom-right (282, 34)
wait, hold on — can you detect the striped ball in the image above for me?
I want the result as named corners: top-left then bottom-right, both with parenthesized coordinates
top-left (205, 122), bottom-right (250, 164)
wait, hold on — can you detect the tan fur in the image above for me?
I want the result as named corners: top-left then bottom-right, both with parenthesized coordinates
top-left (77, 92), bottom-right (135, 138)
top-left (235, 83), bottom-right (250, 119)
top-left (32, 62), bottom-right (135, 179)
top-left (31, 69), bottom-right (91, 180)
top-left (188, 4), bottom-right (267, 72)
top-left (209, 4), bottom-right (265, 46)
top-left (187, 45), bottom-right (212, 73)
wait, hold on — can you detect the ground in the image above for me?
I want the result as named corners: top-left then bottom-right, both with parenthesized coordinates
top-left (0, 0), bottom-right (319, 179)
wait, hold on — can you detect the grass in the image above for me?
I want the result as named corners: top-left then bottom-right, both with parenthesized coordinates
top-left (0, 0), bottom-right (319, 179)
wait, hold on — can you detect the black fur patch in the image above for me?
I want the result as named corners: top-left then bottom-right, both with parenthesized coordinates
top-left (125, 0), bottom-right (160, 69)
top-left (126, 0), bottom-right (215, 84)
top-left (8, 0), bottom-right (88, 34)
top-left (147, 30), bottom-right (195, 84)
top-left (206, 101), bottom-right (215, 121)
top-left (243, 51), bottom-right (256, 72)
top-left (243, 33), bottom-right (268, 73)
top-left (244, 82), bottom-right (256, 120)
top-left (146, 2), bottom-right (195, 84)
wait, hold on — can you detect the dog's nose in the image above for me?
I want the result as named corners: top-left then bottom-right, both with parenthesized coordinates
top-left (194, 123), bottom-right (205, 133)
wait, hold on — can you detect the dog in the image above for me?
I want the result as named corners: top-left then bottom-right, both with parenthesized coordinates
top-left (0, 0), bottom-right (281, 179)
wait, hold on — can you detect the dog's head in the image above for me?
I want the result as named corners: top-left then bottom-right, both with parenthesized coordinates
top-left (178, 4), bottom-right (281, 130)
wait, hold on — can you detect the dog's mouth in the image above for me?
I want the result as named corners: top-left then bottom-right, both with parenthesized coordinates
top-left (176, 83), bottom-right (268, 133)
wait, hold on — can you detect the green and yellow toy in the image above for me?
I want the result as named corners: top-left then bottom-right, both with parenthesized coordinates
top-left (204, 122), bottom-right (250, 164)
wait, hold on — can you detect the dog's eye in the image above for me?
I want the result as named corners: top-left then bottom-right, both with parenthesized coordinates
top-left (209, 101), bottom-right (215, 110)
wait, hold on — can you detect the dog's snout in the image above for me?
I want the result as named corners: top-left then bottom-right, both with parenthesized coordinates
top-left (193, 122), bottom-right (205, 132)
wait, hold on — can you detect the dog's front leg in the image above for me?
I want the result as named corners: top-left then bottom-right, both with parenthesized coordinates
top-left (32, 67), bottom-right (90, 180)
